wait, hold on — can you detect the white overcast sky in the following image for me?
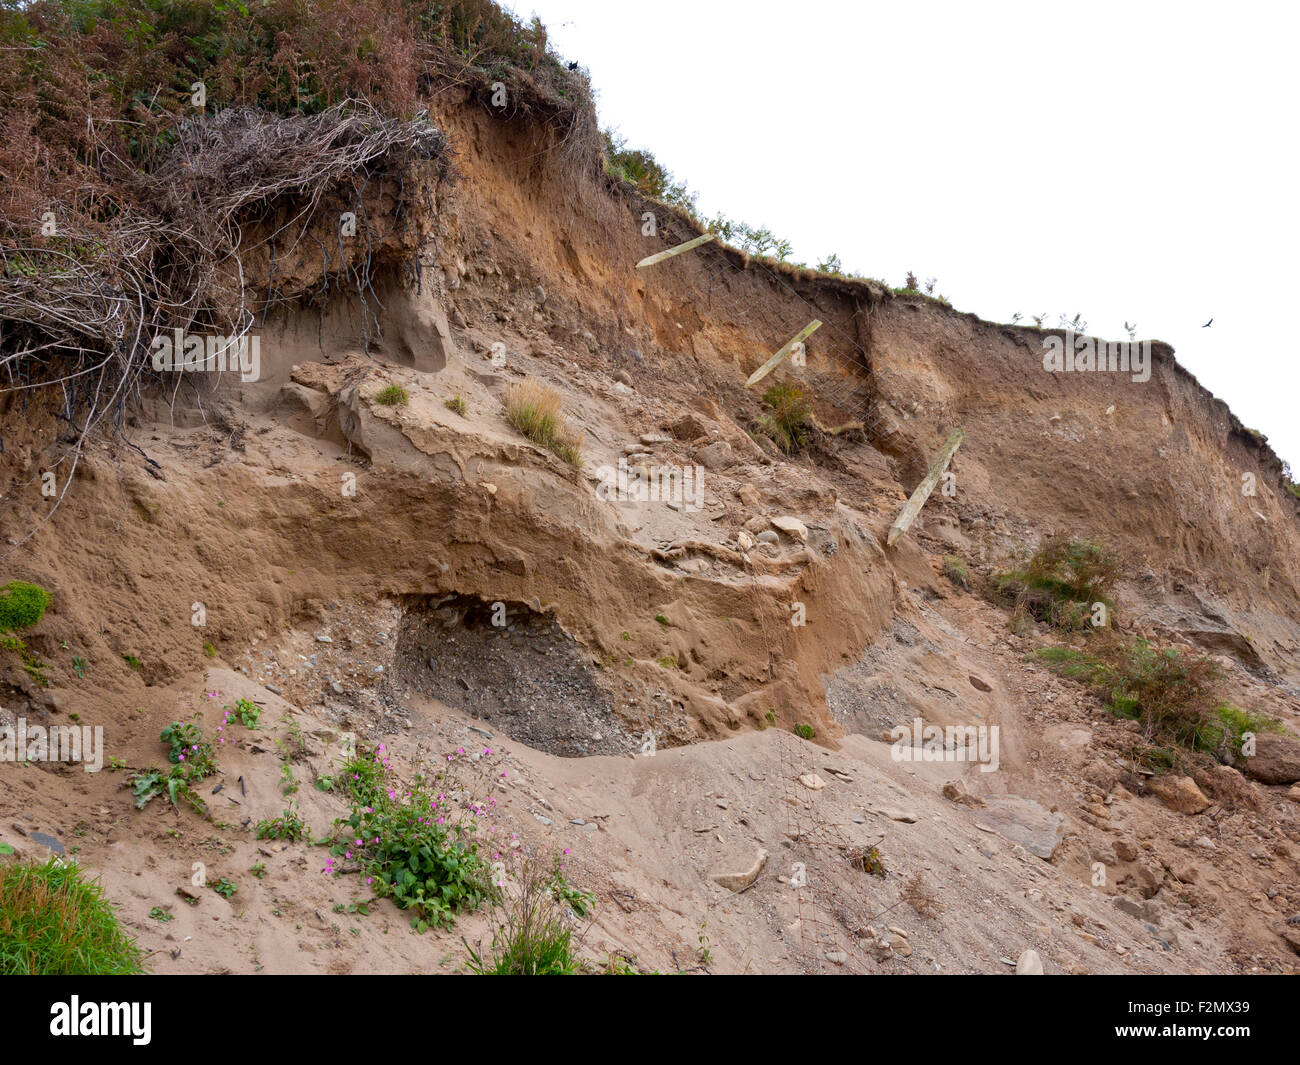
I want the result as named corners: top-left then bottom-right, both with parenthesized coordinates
top-left (510, 0), bottom-right (1300, 471)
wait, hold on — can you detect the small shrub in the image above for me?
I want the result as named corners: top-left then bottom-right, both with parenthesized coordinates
top-left (339, 747), bottom-right (387, 806)
top-left (756, 382), bottom-right (813, 454)
top-left (444, 395), bottom-right (468, 416)
top-left (902, 872), bottom-right (944, 916)
top-left (0, 858), bottom-right (144, 974)
top-left (942, 555), bottom-right (969, 588)
top-left (230, 698), bottom-right (260, 728)
top-left (160, 722), bottom-right (216, 777)
top-left (0, 580), bottom-right (51, 633)
top-left (256, 805), bottom-right (309, 843)
top-left (122, 653), bottom-right (143, 670)
top-left (793, 723), bottom-right (815, 741)
top-left (211, 878), bottom-right (238, 899)
top-left (1033, 637), bottom-right (1231, 757)
top-left (505, 380), bottom-right (582, 466)
top-left (997, 535), bottom-right (1119, 631)
top-left (375, 384), bottom-right (409, 407)
top-left (328, 747), bottom-right (492, 931)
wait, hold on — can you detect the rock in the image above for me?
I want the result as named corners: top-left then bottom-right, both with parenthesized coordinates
top-left (711, 848), bottom-right (768, 892)
top-left (1242, 733), bottom-right (1300, 785)
top-left (756, 530), bottom-right (779, 546)
top-left (885, 934), bottom-right (912, 958)
top-left (970, 795), bottom-right (1066, 859)
top-left (1146, 775), bottom-right (1211, 815)
top-left (942, 779), bottom-right (985, 807)
top-left (315, 634), bottom-right (333, 643)
top-left (737, 530), bottom-right (755, 551)
top-left (825, 950), bottom-right (848, 964)
top-left (883, 808), bottom-right (918, 823)
top-left (264, 683), bottom-right (282, 695)
top-left (1115, 838), bottom-right (1140, 862)
top-left (669, 413), bottom-right (708, 440)
top-left (331, 681), bottom-right (345, 695)
top-left (28, 831), bottom-right (63, 855)
top-left (613, 370), bottom-right (633, 387)
top-left (737, 484), bottom-right (761, 509)
top-left (640, 432), bottom-right (672, 445)
top-left (770, 516), bottom-right (808, 542)
top-left (968, 675), bottom-right (992, 692)
top-left (1015, 948), bottom-right (1043, 975)
top-left (696, 440), bottom-right (733, 470)
top-left (1287, 784), bottom-right (1300, 804)
top-left (799, 773), bottom-right (826, 791)
top-left (1192, 764), bottom-right (1260, 810)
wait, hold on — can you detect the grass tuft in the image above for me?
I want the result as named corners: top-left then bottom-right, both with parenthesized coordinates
top-left (505, 380), bottom-right (582, 466)
top-left (375, 384), bottom-right (410, 407)
top-left (755, 382), bottom-right (813, 454)
top-left (0, 858), bottom-right (144, 974)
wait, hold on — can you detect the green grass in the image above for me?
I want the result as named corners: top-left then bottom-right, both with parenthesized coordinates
top-left (0, 858), bottom-right (144, 974)
top-left (793, 723), bottom-right (815, 740)
top-left (444, 395), bottom-right (468, 416)
top-left (466, 855), bottom-right (585, 975)
top-left (375, 384), bottom-right (410, 407)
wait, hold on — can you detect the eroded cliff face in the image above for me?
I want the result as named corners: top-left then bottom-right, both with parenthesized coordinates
top-left (2, 77), bottom-right (1299, 976)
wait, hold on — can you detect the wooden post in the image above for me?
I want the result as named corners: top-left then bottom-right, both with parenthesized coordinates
top-left (745, 319), bottom-right (822, 388)
top-left (635, 232), bottom-right (717, 270)
top-left (886, 429), bottom-right (965, 546)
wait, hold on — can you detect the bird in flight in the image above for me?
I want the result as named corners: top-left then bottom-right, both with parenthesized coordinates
top-left (1202, 318), bottom-right (1214, 328)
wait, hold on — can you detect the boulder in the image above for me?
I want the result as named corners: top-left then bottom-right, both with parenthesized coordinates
top-left (1146, 775), bottom-right (1211, 815)
top-left (696, 440), bottom-right (733, 470)
top-left (1242, 733), bottom-right (1300, 785)
top-left (770, 515), bottom-right (808, 542)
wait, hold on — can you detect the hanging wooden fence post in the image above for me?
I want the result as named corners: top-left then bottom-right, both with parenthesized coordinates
top-left (886, 428), bottom-right (965, 546)
top-left (746, 319), bottom-right (822, 388)
top-left (635, 232), bottom-right (717, 270)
